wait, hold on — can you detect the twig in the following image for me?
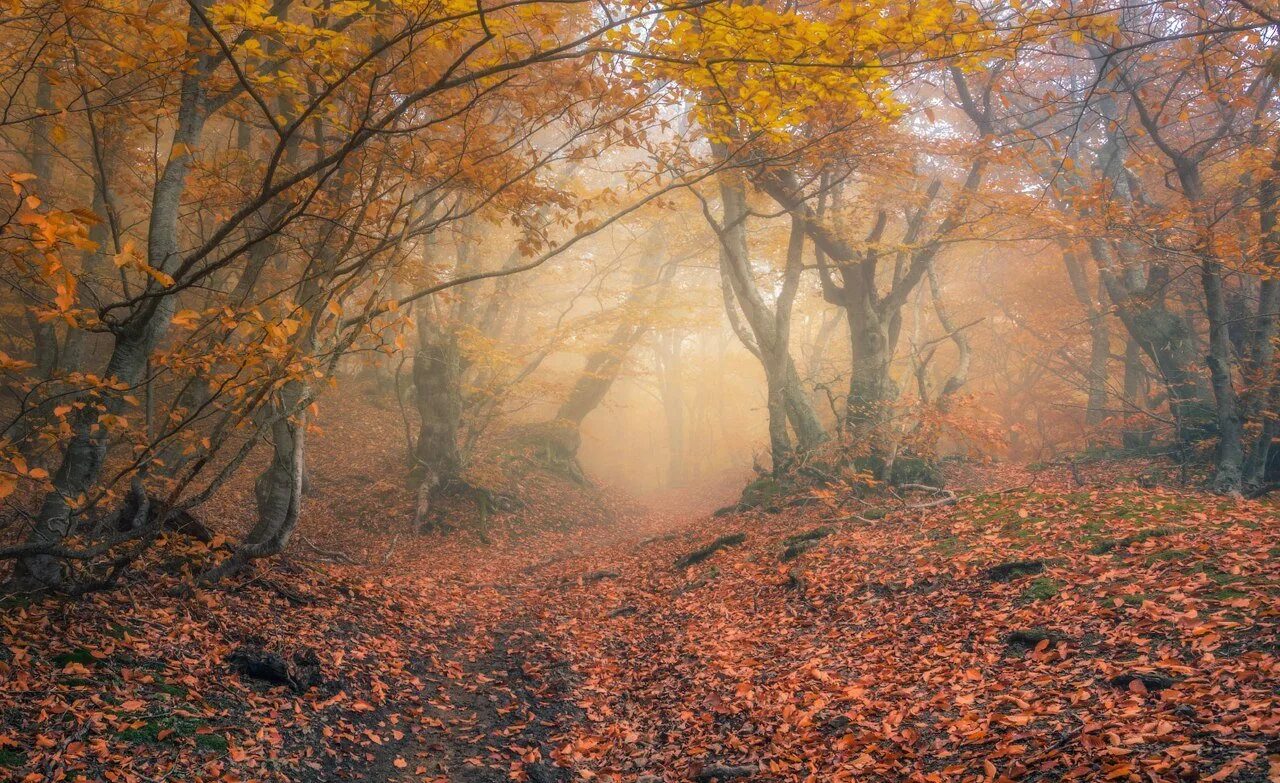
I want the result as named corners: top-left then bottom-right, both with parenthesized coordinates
top-left (891, 483), bottom-right (959, 510)
top-left (380, 532), bottom-right (399, 565)
top-left (297, 534), bottom-right (359, 565)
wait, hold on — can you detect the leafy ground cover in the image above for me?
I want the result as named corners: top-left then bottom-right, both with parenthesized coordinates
top-left (2, 418), bottom-right (1277, 783)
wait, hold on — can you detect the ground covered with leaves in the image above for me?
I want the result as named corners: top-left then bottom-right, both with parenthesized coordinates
top-left (2, 438), bottom-right (1277, 782)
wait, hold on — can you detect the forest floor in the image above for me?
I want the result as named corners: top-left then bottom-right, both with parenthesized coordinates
top-left (1, 399), bottom-right (1278, 783)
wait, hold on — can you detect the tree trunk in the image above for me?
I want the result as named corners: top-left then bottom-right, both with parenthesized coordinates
top-left (655, 330), bottom-right (686, 487)
top-left (411, 306), bottom-right (464, 527)
top-left (199, 382), bottom-right (307, 583)
top-left (1201, 258), bottom-right (1245, 493)
top-left (1121, 337), bottom-right (1153, 449)
top-left (710, 166), bottom-right (826, 471)
top-left (1243, 167), bottom-right (1280, 487)
top-left (13, 6), bottom-right (213, 590)
top-left (547, 229), bottom-right (670, 468)
top-left (27, 66), bottom-right (58, 378)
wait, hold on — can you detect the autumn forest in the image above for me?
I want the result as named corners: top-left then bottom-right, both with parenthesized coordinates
top-left (0, 0), bottom-right (1278, 781)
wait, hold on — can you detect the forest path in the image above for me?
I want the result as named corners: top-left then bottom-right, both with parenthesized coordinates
top-left (354, 492), bottom-right (720, 783)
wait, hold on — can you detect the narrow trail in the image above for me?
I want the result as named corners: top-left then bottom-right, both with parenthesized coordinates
top-left (356, 497), bottom-right (720, 783)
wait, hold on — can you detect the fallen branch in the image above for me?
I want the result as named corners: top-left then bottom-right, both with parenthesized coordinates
top-left (893, 483), bottom-right (959, 510)
top-left (675, 532), bottom-right (745, 569)
top-left (297, 534), bottom-right (359, 565)
top-left (380, 532), bottom-right (399, 565)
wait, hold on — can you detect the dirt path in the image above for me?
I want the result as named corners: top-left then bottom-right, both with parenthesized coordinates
top-left (351, 497), bottom-right (715, 783)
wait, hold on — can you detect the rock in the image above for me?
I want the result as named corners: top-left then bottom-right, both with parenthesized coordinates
top-left (1005, 628), bottom-right (1065, 648)
top-left (694, 763), bottom-right (755, 782)
top-left (984, 560), bottom-right (1045, 582)
top-left (675, 533), bottom-right (746, 569)
top-left (1110, 672), bottom-right (1175, 691)
top-left (227, 645), bottom-right (321, 694)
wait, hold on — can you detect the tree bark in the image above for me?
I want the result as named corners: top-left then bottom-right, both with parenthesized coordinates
top-left (411, 306), bottom-right (464, 526)
top-left (13, 5), bottom-right (214, 589)
top-left (709, 164), bottom-right (826, 471)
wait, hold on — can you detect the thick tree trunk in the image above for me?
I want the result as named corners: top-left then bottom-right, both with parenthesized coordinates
top-left (1091, 245), bottom-right (1206, 444)
top-left (1201, 258), bottom-right (1245, 493)
top-left (199, 382), bottom-right (307, 583)
top-left (1087, 81), bottom-right (1209, 448)
top-left (1243, 169), bottom-right (1280, 487)
top-left (1121, 337), bottom-right (1153, 449)
top-left (547, 229), bottom-right (670, 468)
top-left (845, 309), bottom-right (895, 441)
top-left (556, 330), bottom-right (639, 427)
top-left (711, 167), bottom-right (826, 471)
top-left (15, 330), bottom-right (159, 587)
top-left (782, 358), bottom-right (826, 451)
top-left (1177, 162), bottom-right (1244, 493)
top-left (411, 308), bottom-right (464, 526)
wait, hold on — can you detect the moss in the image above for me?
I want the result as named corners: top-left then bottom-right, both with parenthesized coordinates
top-left (195, 733), bottom-right (229, 752)
top-left (931, 536), bottom-right (967, 556)
top-left (0, 749), bottom-right (27, 768)
top-left (117, 715), bottom-right (225, 751)
top-left (890, 456), bottom-right (945, 486)
top-left (783, 527), bottom-right (834, 547)
top-left (0, 595), bottom-right (33, 612)
top-left (50, 648), bottom-right (96, 667)
top-left (674, 533), bottom-right (746, 568)
top-left (1145, 548), bottom-right (1192, 563)
top-left (1001, 517), bottom-right (1041, 540)
top-left (740, 476), bottom-right (787, 509)
top-left (1081, 518), bottom-right (1107, 535)
top-left (1091, 526), bottom-right (1179, 555)
top-left (1022, 577), bottom-right (1061, 601)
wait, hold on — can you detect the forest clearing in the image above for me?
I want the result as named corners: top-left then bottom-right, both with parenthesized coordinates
top-left (2, 0), bottom-right (1280, 780)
